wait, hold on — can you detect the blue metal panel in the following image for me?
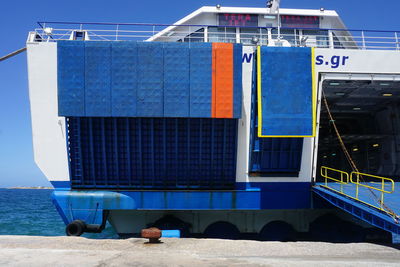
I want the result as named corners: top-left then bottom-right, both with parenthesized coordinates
top-left (233, 43), bottom-right (242, 118)
top-left (67, 117), bottom-right (238, 190)
top-left (236, 182), bottom-right (311, 209)
top-left (249, 64), bottom-right (303, 174)
top-left (137, 42), bottom-right (164, 116)
top-left (58, 41), bottom-right (241, 118)
top-left (252, 138), bottom-right (303, 173)
top-left (313, 185), bottom-right (400, 236)
top-left (189, 43), bottom-right (212, 117)
top-left (50, 181), bottom-right (71, 189)
top-left (66, 117), bottom-right (84, 185)
top-left (51, 182), bottom-right (311, 226)
top-left (52, 190), bottom-right (136, 225)
top-left (163, 43), bottom-right (190, 117)
top-left (111, 42), bottom-right (137, 116)
top-left (162, 230), bottom-right (181, 238)
top-left (85, 42), bottom-right (112, 116)
top-left (259, 47), bottom-right (313, 136)
top-left (58, 41), bottom-right (85, 116)
top-left (319, 182), bottom-right (400, 217)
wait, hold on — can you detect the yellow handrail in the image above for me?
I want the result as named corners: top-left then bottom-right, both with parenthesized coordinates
top-left (350, 172), bottom-right (395, 211)
top-left (319, 166), bottom-right (396, 214)
top-left (320, 166), bottom-right (349, 194)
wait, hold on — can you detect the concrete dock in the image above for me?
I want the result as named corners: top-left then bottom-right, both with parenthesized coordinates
top-left (0, 236), bottom-right (399, 266)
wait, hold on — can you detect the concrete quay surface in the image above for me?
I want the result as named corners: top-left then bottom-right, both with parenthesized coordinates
top-left (0, 236), bottom-right (399, 266)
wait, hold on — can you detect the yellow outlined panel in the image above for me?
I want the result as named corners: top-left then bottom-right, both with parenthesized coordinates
top-left (257, 46), bottom-right (316, 138)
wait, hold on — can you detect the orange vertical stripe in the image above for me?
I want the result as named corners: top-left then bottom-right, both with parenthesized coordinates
top-left (212, 43), bottom-right (233, 118)
top-left (211, 44), bottom-right (217, 117)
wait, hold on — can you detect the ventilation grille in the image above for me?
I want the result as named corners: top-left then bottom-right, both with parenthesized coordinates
top-left (67, 117), bottom-right (238, 189)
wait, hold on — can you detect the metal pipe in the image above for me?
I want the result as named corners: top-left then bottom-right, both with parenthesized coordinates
top-left (0, 47), bottom-right (27, 62)
top-left (277, 4), bottom-right (281, 40)
top-left (361, 31), bottom-right (366, 49)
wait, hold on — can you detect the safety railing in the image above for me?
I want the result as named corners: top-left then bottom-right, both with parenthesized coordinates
top-left (350, 172), bottom-right (395, 212)
top-left (27, 21), bottom-right (400, 51)
top-left (319, 166), bottom-right (396, 214)
top-left (320, 166), bottom-right (349, 194)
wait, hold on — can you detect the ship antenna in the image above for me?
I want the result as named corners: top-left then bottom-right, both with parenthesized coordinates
top-left (267, 0), bottom-right (282, 42)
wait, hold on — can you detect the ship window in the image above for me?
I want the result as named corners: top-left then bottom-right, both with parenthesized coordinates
top-left (183, 28), bottom-right (204, 42)
top-left (240, 28), bottom-right (268, 45)
top-left (73, 31), bottom-right (85, 41)
top-left (301, 30), bottom-right (329, 48)
top-left (208, 27), bottom-right (236, 43)
top-left (34, 34), bottom-right (43, 42)
top-left (271, 28), bottom-right (299, 46)
top-left (333, 32), bottom-right (345, 49)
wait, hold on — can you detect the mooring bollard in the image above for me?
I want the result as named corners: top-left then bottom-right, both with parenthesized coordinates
top-left (141, 227), bottom-right (162, 243)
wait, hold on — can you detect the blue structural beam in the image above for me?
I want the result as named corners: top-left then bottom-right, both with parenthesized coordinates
top-left (51, 182), bottom-right (312, 225)
top-left (313, 185), bottom-right (400, 236)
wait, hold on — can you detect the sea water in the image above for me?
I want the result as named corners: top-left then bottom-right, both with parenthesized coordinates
top-left (0, 189), bottom-right (117, 238)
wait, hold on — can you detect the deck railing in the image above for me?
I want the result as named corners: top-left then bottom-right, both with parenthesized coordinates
top-left (320, 166), bottom-right (349, 194)
top-left (350, 172), bottom-right (395, 211)
top-left (28, 21), bottom-right (400, 51)
top-left (320, 166), bottom-right (396, 215)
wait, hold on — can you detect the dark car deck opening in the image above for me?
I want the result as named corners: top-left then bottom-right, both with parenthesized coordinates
top-left (317, 78), bottom-right (400, 181)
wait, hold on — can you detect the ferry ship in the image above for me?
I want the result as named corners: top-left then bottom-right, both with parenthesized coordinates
top-left (26, 2), bottom-right (400, 242)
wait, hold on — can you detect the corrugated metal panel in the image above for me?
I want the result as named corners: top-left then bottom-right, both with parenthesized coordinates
top-left (249, 61), bottom-right (303, 174)
top-left (85, 42), bottom-right (112, 116)
top-left (233, 43), bottom-right (243, 118)
top-left (58, 41), bottom-right (242, 118)
top-left (137, 42), bottom-right (164, 116)
top-left (163, 43), bottom-right (190, 117)
top-left (189, 43), bottom-right (212, 117)
top-left (67, 117), bottom-right (238, 189)
top-left (111, 42), bottom-right (138, 116)
top-left (213, 43), bottom-right (234, 118)
top-left (58, 41), bottom-right (85, 116)
top-left (258, 46), bottom-right (314, 137)
top-left (251, 138), bottom-right (303, 172)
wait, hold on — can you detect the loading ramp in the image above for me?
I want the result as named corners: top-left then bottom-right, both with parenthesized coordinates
top-left (313, 166), bottom-right (400, 241)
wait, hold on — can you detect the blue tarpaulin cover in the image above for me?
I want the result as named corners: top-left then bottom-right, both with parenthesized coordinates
top-left (257, 46), bottom-right (315, 137)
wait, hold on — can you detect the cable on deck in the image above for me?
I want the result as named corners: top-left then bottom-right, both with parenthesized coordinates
top-left (322, 90), bottom-right (399, 222)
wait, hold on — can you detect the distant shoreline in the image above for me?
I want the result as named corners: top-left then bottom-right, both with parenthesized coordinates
top-left (4, 187), bottom-right (53, 190)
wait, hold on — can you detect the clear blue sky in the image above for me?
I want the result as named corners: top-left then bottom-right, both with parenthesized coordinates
top-left (0, 0), bottom-right (399, 187)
